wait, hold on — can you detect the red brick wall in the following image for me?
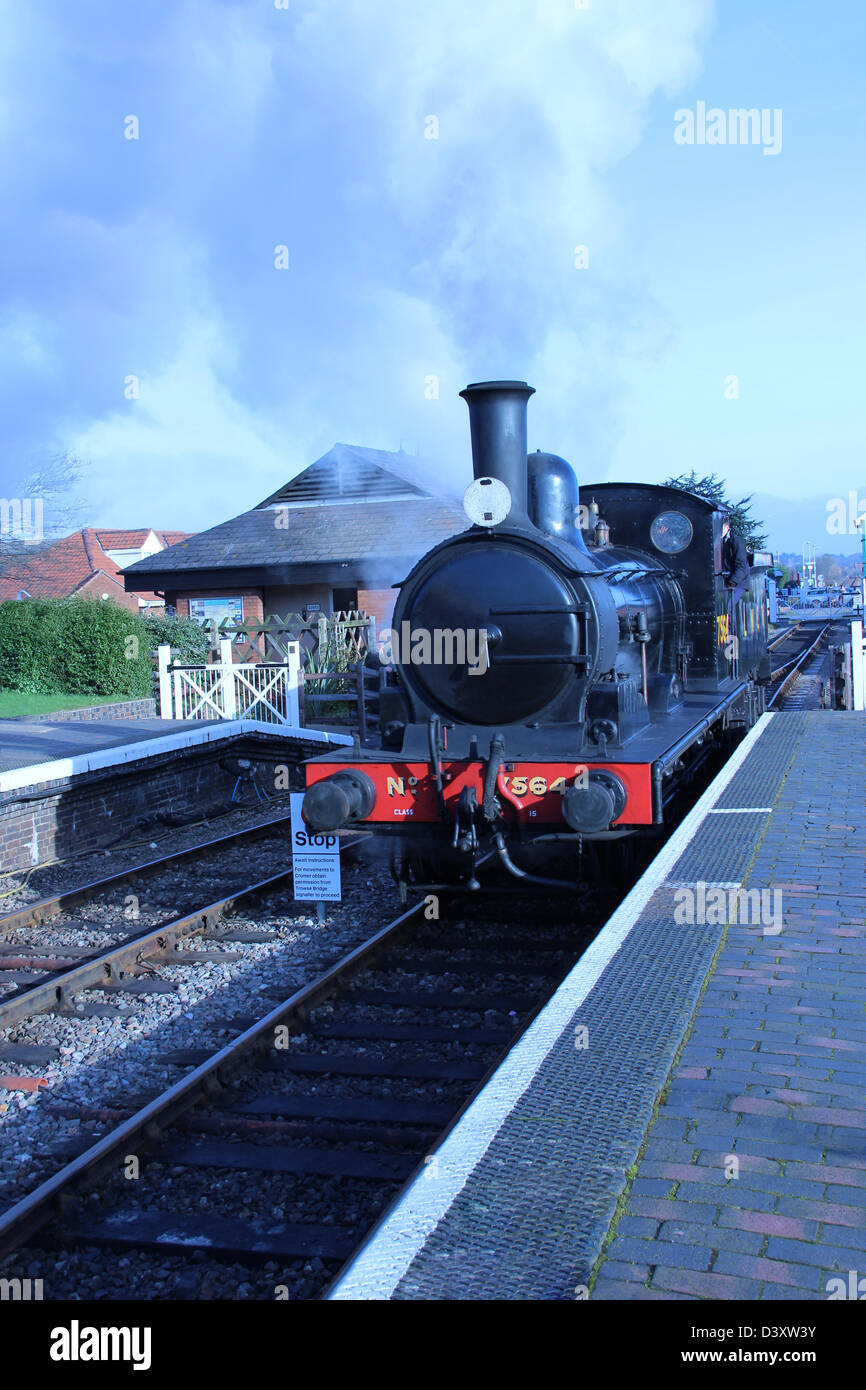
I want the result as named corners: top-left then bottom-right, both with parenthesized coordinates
top-left (78, 573), bottom-right (140, 614)
top-left (358, 587), bottom-right (396, 634)
top-left (0, 732), bottom-right (304, 872)
top-left (9, 699), bottom-right (157, 724)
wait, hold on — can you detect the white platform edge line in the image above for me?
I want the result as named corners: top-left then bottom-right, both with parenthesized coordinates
top-left (0, 720), bottom-right (353, 794)
top-left (328, 711), bottom-right (777, 1300)
top-left (667, 880), bottom-right (741, 889)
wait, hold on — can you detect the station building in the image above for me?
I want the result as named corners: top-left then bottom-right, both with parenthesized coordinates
top-left (122, 444), bottom-right (467, 634)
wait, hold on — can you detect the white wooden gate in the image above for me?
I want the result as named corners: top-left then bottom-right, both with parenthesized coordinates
top-left (158, 640), bottom-right (301, 725)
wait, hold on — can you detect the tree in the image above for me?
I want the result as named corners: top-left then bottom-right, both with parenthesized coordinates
top-left (816, 553), bottom-right (844, 585)
top-left (662, 470), bottom-right (768, 551)
top-left (0, 452), bottom-right (87, 591)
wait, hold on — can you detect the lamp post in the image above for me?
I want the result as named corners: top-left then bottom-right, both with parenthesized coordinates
top-left (801, 540), bottom-right (817, 610)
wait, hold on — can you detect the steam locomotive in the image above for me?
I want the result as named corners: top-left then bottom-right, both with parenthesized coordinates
top-left (301, 380), bottom-right (771, 891)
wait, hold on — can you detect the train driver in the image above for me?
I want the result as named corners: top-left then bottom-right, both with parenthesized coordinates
top-left (721, 512), bottom-right (749, 605)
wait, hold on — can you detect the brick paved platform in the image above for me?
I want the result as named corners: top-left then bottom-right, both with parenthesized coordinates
top-left (330, 712), bottom-right (866, 1301)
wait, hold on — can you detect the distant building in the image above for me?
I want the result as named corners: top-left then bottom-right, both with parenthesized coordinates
top-left (122, 445), bottom-right (468, 633)
top-left (0, 528), bottom-right (192, 612)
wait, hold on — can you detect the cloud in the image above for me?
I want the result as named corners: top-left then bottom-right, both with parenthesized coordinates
top-left (0, 0), bottom-right (714, 528)
top-left (70, 314), bottom-right (287, 523)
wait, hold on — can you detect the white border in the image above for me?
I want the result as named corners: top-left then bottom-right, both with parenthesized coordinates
top-left (328, 712), bottom-right (776, 1299)
top-left (0, 719), bottom-right (352, 794)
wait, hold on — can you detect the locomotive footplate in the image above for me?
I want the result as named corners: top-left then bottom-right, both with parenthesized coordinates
top-left (305, 755), bottom-right (652, 827)
top-left (302, 683), bottom-right (753, 837)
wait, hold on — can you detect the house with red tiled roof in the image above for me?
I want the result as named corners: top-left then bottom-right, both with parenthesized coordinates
top-left (0, 528), bottom-right (194, 612)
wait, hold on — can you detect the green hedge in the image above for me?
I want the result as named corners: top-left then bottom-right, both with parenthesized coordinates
top-left (0, 598), bottom-right (210, 697)
top-left (141, 611), bottom-right (211, 665)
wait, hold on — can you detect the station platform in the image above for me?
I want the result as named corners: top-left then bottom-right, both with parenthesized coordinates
top-left (330, 711), bottom-right (866, 1301)
top-left (0, 718), bottom-right (210, 776)
top-left (0, 718), bottom-right (352, 872)
top-left (0, 717), bottom-right (351, 792)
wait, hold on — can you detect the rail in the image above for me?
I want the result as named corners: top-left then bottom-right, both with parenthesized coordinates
top-left (766, 623), bottom-right (831, 708)
top-left (0, 814), bottom-right (295, 936)
top-left (0, 891), bottom-right (426, 1261)
top-left (0, 827), bottom-right (365, 1031)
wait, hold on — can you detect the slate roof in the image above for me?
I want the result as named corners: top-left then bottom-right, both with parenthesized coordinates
top-left (256, 443), bottom-right (458, 508)
top-left (0, 529), bottom-right (191, 604)
top-left (123, 444), bottom-right (469, 590)
top-left (123, 498), bottom-right (468, 587)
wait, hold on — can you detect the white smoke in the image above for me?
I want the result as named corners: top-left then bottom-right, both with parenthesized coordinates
top-left (0, 0), bottom-right (713, 523)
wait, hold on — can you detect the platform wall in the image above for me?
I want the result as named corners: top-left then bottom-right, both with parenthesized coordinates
top-left (5, 698), bottom-right (158, 724)
top-left (0, 732), bottom-right (298, 871)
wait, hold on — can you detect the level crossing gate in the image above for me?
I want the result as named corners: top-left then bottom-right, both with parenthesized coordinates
top-left (157, 640), bottom-right (301, 726)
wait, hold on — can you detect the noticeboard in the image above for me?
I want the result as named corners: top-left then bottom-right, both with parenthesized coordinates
top-left (290, 793), bottom-right (342, 902)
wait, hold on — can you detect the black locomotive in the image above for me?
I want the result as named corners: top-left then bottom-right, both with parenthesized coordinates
top-left (302, 380), bottom-right (771, 890)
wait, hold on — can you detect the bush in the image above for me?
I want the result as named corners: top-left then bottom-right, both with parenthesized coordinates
top-left (141, 611), bottom-right (211, 665)
top-left (0, 597), bottom-right (152, 697)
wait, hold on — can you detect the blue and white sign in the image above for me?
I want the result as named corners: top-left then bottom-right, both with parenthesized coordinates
top-left (290, 792), bottom-right (342, 902)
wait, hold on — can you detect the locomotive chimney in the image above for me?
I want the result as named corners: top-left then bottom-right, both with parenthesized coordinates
top-left (459, 380), bottom-right (535, 526)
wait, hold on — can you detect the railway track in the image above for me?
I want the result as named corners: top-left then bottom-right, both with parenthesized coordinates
top-left (0, 859), bottom-right (335, 1036)
top-left (0, 815), bottom-right (369, 1039)
top-left (0, 887), bottom-right (594, 1299)
top-left (0, 818), bottom-right (368, 1145)
top-left (0, 811), bottom-right (297, 934)
top-left (0, 690), bottom-right (786, 1300)
top-left (766, 622), bottom-right (832, 710)
top-left (767, 621), bottom-right (801, 653)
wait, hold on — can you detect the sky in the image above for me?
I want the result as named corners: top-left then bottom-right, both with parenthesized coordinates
top-left (0, 0), bottom-right (863, 556)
